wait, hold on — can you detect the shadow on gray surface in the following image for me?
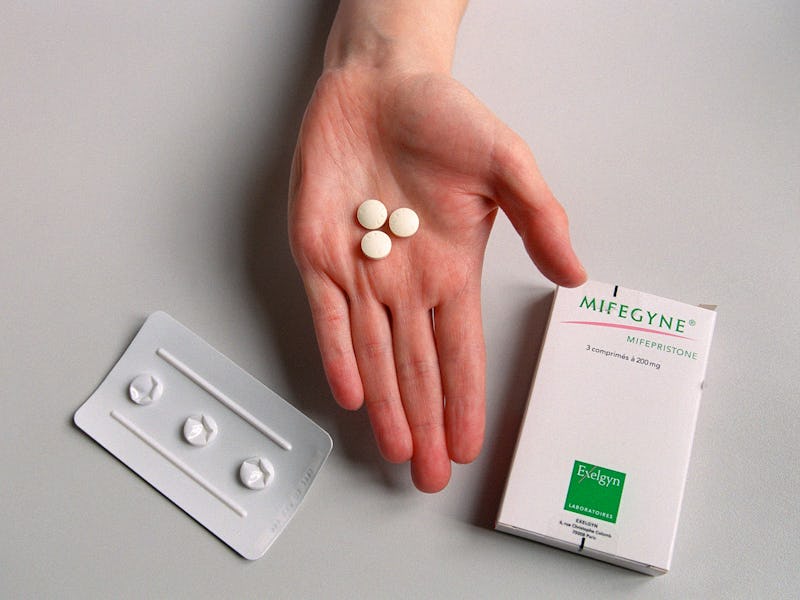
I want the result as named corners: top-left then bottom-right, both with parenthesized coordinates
top-left (470, 291), bottom-right (554, 528)
top-left (240, 2), bottom-right (407, 491)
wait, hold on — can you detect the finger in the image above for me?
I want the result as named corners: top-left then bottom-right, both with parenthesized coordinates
top-left (434, 283), bottom-right (486, 464)
top-left (492, 129), bottom-right (587, 287)
top-left (350, 299), bottom-right (413, 464)
top-left (391, 306), bottom-right (451, 493)
top-left (303, 273), bottom-right (364, 411)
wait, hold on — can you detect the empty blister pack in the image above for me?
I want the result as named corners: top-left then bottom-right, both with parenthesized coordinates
top-left (74, 311), bottom-right (332, 559)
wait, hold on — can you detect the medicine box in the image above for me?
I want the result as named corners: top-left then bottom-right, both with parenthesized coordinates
top-left (496, 281), bottom-right (716, 575)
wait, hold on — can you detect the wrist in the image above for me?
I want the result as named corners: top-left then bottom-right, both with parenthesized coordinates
top-left (323, 0), bottom-right (467, 75)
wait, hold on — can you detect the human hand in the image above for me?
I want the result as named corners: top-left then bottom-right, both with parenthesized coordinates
top-left (289, 3), bottom-right (585, 493)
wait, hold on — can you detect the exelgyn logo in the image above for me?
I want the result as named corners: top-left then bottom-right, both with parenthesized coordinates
top-left (562, 296), bottom-right (696, 340)
top-left (576, 462), bottom-right (621, 487)
top-left (564, 461), bottom-right (626, 524)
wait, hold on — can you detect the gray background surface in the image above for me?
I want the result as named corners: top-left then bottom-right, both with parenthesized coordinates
top-left (2, 2), bottom-right (798, 598)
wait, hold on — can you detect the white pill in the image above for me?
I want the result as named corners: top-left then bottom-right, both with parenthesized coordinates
top-left (361, 230), bottom-right (392, 259)
top-left (357, 199), bottom-right (388, 230)
top-left (388, 207), bottom-right (419, 238)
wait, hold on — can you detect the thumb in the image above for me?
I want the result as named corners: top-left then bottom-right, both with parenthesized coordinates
top-left (491, 128), bottom-right (587, 287)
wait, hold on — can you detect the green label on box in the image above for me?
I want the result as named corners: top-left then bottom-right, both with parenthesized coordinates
top-left (564, 460), bottom-right (626, 523)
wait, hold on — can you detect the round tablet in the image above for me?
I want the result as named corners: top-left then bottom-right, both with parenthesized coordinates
top-left (361, 230), bottom-right (392, 259)
top-left (357, 199), bottom-right (388, 230)
top-left (388, 207), bottom-right (419, 238)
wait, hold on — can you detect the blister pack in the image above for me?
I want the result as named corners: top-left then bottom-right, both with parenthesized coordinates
top-left (74, 311), bottom-right (332, 559)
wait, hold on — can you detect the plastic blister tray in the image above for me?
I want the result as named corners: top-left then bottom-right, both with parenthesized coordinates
top-left (74, 311), bottom-right (332, 559)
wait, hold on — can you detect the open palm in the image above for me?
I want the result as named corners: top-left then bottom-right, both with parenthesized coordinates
top-left (289, 68), bottom-right (584, 492)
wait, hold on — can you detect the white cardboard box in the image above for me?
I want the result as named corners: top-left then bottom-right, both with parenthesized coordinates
top-left (496, 281), bottom-right (716, 575)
